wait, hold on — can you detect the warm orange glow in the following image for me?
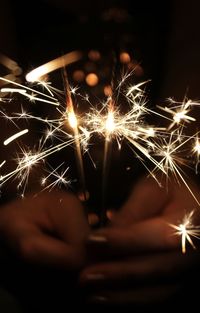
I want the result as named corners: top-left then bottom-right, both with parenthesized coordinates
top-left (88, 50), bottom-right (101, 61)
top-left (104, 85), bottom-right (112, 96)
top-left (128, 62), bottom-right (144, 76)
top-left (77, 190), bottom-right (90, 201)
top-left (85, 73), bottom-right (99, 86)
top-left (106, 209), bottom-right (115, 221)
top-left (120, 52), bottom-right (131, 64)
top-left (72, 70), bottom-right (85, 82)
top-left (88, 213), bottom-right (99, 226)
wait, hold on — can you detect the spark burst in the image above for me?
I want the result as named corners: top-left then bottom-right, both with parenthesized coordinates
top-left (1, 54), bottom-right (200, 252)
top-left (170, 210), bottom-right (200, 253)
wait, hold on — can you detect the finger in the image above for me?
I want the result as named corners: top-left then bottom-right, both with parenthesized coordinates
top-left (87, 216), bottom-right (180, 254)
top-left (112, 177), bottom-right (170, 226)
top-left (88, 284), bottom-right (180, 305)
top-left (86, 284), bottom-right (181, 306)
top-left (18, 232), bottom-right (86, 269)
top-left (45, 191), bottom-right (90, 244)
top-left (80, 251), bottom-right (197, 284)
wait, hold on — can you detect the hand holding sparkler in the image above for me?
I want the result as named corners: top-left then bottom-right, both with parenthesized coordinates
top-left (79, 176), bottom-right (200, 306)
top-left (80, 175), bottom-right (200, 275)
top-left (0, 190), bottom-right (89, 269)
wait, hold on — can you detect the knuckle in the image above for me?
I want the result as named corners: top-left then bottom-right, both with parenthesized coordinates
top-left (18, 238), bottom-right (36, 260)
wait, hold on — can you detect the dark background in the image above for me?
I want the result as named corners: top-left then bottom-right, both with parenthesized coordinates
top-left (1, 1), bottom-right (200, 312)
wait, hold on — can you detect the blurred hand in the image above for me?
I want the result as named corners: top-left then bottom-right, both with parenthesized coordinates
top-left (79, 176), bottom-right (200, 306)
top-left (84, 176), bottom-right (200, 254)
top-left (0, 190), bottom-right (89, 269)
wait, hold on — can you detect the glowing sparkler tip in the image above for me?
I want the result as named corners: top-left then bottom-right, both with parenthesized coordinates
top-left (68, 110), bottom-right (78, 129)
top-left (105, 111), bottom-right (115, 133)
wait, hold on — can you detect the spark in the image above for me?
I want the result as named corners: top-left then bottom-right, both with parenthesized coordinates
top-left (63, 70), bottom-right (87, 200)
top-left (41, 163), bottom-right (71, 192)
top-left (151, 129), bottom-right (200, 205)
top-left (126, 80), bottom-right (150, 97)
top-left (85, 83), bottom-right (165, 173)
top-left (0, 77), bottom-right (59, 106)
top-left (158, 97), bottom-right (196, 129)
top-left (193, 134), bottom-right (200, 174)
top-left (4, 129), bottom-right (29, 146)
top-left (15, 147), bottom-right (43, 196)
top-left (1, 62), bottom-right (200, 251)
top-left (1, 88), bottom-right (27, 95)
top-left (170, 210), bottom-right (200, 253)
top-left (0, 160), bottom-right (6, 168)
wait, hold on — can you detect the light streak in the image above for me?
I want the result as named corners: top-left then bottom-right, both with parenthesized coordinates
top-left (1, 88), bottom-right (27, 95)
top-left (0, 77), bottom-right (59, 106)
top-left (4, 129), bottom-right (29, 146)
top-left (0, 160), bottom-right (6, 168)
top-left (26, 51), bottom-right (82, 82)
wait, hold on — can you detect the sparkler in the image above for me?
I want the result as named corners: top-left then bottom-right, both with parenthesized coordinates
top-left (64, 71), bottom-right (87, 202)
top-left (1, 55), bottom-right (200, 252)
top-left (102, 95), bottom-right (115, 224)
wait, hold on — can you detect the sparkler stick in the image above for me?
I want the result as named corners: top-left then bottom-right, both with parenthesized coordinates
top-left (24, 51), bottom-right (87, 200)
top-left (101, 95), bottom-right (115, 225)
top-left (63, 70), bottom-right (87, 202)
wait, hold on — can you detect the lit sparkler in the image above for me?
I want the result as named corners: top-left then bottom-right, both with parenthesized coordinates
top-left (64, 70), bottom-right (87, 201)
top-left (1, 56), bottom-right (200, 252)
top-left (102, 95), bottom-right (115, 224)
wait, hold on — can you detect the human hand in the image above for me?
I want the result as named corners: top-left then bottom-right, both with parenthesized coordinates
top-left (85, 176), bottom-right (200, 254)
top-left (79, 176), bottom-right (200, 306)
top-left (0, 190), bottom-right (89, 269)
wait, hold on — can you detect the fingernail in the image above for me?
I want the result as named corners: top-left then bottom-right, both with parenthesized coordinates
top-left (79, 273), bottom-right (106, 285)
top-left (88, 295), bottom-right (108, 303)
top-left (87, 234), bottom-right (108, 244)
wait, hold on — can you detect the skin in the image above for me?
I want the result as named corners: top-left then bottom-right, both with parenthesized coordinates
top-left (79, 176), bottom-right (200, 305)
top-left (0, 190), bottom-right (89, 269)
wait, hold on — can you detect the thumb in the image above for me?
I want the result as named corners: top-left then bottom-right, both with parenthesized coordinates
top-left (46, 191), bottom-right (90, 244)
top-left (111, 177), bottom-right (170, 227)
